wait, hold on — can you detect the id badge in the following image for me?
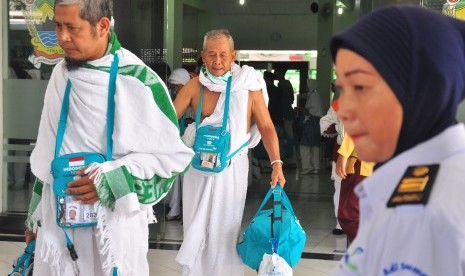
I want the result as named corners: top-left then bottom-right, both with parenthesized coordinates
top-left (57, 196), bottom-right (98, 227)
top-left (200, 152), bottom-right (219, 168)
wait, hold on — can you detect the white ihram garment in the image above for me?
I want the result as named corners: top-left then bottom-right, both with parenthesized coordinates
top-left (29, 43), bottom-right (193, 276)
top-left (176, 63), bottom-right (268, 276)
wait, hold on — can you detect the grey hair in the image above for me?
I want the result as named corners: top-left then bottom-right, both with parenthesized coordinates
top-left (203, 29), bottom-right (235, 51)
top-left (55, 0), bottom-right (112, 25)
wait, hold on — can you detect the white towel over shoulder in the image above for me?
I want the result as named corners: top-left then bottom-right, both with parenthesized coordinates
top-left (196, 63), bottom-right (268, 153)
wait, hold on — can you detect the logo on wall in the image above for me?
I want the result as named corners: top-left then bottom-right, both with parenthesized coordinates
top-left (23, 0), bottom-right (64, 68)
top-left (442, 0), bottom-right (465, 20)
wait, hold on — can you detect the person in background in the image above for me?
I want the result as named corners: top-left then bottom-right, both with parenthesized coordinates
top-left (299, 78), bottom-right (323, 174)
top-left (331, 5), bottom-right (465, 274)
top-left (169, 68), bottom-right (190, 96)
top-left (263, 70), bottom-right (282, 127)
top-left (165, 68), bottom-right (192, 221)
top-left (252, 70), bottom-right (283, 175)
top-left (25, 1), bottom-right (193, 275)
top-left (320, 86), bottom-right (345, 235)
top-left (149, 61), bottom-right (172, 85)
top-left (335, 135), bottom-right (374, 243)
top-left (275, 67), bottom-right (297, 167)
top-left (173, 29), bottom-right (285, 276)
top-left (189, 57), bottom-right (204, 79)
top-left (169, 68), bottom-right (194, 132)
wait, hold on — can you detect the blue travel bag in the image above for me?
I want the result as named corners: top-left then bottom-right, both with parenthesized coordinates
top-left (237, 185), bottom-right (306, 270)
top-left (9, 240), bottom-right (35, 276)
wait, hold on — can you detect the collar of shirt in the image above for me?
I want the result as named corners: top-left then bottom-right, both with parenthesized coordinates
top-left (356, 123), bottom-right (465, 216)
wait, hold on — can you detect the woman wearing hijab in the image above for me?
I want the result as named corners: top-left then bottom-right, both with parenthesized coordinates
top-left (331, 5), bottom-right (465, 275)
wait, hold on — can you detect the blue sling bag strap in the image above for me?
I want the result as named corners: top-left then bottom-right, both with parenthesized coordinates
top-left (194, 85), bottom-right (206, 130)
top-left (194, 75), bottom-right (231, 134)
top-left (55, 79), bottom-right (72, 158)
top-left (54, 53), bottom-right (118, 160)
top-left (192, 76), bottom-right (248, 172)
top-left (51, 54), bottom-right (119, 269)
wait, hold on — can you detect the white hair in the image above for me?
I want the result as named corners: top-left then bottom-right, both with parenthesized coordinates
top-left (202, 29), bottom-right (235, 51)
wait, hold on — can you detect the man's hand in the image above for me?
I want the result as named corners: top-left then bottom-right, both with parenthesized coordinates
top-left (66, 167), bottom-right (99, 204)
top-left (25, 229), bottom-right (36, 244)
top-left (270, 163), bottom-right (286, 188)
top-left (336, 154), bottom-right (348, 180)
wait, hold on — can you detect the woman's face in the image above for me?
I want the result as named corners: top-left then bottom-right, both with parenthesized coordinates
top-left (335, 49), bottom-right (403, 163)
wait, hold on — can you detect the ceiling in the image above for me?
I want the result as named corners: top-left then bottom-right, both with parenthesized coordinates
top-left (187, 0), bottom-right (445, 16)
top-left (190, 0), bottom-right (315, 16)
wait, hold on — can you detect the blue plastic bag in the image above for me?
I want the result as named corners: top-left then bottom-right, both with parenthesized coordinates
top-left (237, 186), bottom-right (306, 270)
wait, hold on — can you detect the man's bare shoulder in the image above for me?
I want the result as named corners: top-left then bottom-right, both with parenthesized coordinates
top-left (249, 89), bottom-right (264, 101)
top-left (249, 89), bottom-right (267, 113)
top-left (182, 77), bottom-right (201, 95)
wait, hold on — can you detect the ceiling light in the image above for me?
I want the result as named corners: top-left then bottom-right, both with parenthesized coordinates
top-left (337, 7), bottom-right (343, 15)
top-left (240, 0), bottom-right (245, 5)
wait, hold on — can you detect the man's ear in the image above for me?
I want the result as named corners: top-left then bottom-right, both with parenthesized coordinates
top-left (200, 51), bottom-right (206, 64)
top-left (96, 17), bottom-right (111, 38)
top-left (231, 51), bottom-right (237, 60)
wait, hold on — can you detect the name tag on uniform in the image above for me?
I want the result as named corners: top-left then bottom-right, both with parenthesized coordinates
top-left (387, 164), bottom-right (439, 208)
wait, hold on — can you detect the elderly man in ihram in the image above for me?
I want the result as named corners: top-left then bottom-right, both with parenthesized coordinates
top-left (174, 29), bottom-right (285, 276)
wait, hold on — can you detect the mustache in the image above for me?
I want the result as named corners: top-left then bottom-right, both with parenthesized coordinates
top-left (65, 57), bottom-right (87, 70)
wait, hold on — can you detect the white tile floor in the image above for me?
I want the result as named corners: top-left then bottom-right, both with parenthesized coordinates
top-left (0, 240), bottom-right (339, 275)
top-left (1, 159), bottom-right (345, 275)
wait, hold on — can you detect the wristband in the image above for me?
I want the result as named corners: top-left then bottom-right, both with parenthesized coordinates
top-left (270, 159), bottom-right (283, 166)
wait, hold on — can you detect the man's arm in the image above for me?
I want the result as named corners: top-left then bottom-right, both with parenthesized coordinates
top-left (174, 79), bottom-right (196, 119)
top-left (250, 90), bottom-right (285, 187)
top-left (336, 154), bottom-right (348, 180)
top-left (25, 179), bottom-right (43, 243)
top-left (336, 134), bottom-right (355, 179)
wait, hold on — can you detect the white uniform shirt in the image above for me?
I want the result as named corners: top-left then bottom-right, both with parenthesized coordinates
top-left (333, 124), bottom-right (465, 276)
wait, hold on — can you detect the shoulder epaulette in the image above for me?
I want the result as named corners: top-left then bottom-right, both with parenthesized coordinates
top-left (387, 164), bottom-right (439, 208)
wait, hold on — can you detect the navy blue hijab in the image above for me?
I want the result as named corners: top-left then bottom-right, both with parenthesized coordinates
top-left (330, 5), bottom-right (465, 160)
